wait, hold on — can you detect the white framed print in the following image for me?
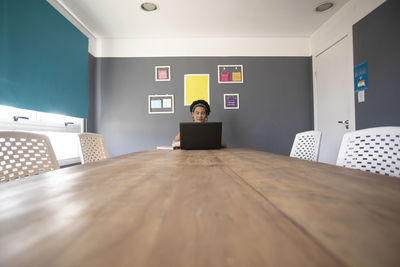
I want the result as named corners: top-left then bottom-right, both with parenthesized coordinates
top-left (224, 94), bottom-right (239, 109)
top-left (155, 66), bottom-right (171, 81)
top-left (218, 65), bottom-right (243, 83)
top-left (148, 94), bottom-right (174, 114)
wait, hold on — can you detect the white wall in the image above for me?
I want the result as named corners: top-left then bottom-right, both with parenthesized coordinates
top-left (310, 0), bottom-right (385, 128)
top-left (94, 37), bottom-right (310, 57)
top-left (49, 0), bottom-right (384, 58)
top-left (310, 0), bottom-right (385, 163)
top-left (311, 0), bottom-right (385, 55)
top-left (50, 0), bottom-right (384, 58)
top-left (49, 0), bottom-right (310, 58)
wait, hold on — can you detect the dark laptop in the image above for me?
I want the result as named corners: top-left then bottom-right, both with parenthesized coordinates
top-left (180, 122), bottom-right (222, 150)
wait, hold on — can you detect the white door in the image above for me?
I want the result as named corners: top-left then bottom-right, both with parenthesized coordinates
top-left (314, 35), bottom-right (355, 164)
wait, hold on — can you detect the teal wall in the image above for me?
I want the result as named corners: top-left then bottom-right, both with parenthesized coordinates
top-left (0, 0), bottom-right (88, 118)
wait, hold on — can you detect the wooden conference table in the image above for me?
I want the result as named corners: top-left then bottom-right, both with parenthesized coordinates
top-left (1, 148), bottom-right (400, 267)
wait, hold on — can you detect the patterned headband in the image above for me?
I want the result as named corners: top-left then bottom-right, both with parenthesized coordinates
top-left (192, 103), bottom-right (207, 113)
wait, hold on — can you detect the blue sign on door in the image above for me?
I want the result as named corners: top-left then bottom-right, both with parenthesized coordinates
top-left (354, 61), bottom-right (368, 92)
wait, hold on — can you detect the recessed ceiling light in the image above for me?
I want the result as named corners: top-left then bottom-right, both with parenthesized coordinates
top-left (315, 2), bottom-right (335, 12)
top-left (141, 2), bottom-right (158, 12)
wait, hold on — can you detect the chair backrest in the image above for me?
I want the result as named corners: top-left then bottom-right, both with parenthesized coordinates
top-left (336, 126), bottom-right (400, 177)
top-left (0, 131), bottom-right (59, 183)
top-left (290, 130), bottom-right (322, 161)
top-left (78, 133), bottom-right (109, 164)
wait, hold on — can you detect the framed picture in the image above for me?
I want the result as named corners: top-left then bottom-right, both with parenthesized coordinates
top-left (354, 61), bottom-right (368, 92)
top-left (224, 94), bottom-right (239, 109)
top-left (155, 66), bottom-right (171, 81)
top-left (184, 74), bottom-right (210, 106)
top-left (218, 65), bottom-right (243, 83)
top-left (148, 94), bottom-right (174, 114)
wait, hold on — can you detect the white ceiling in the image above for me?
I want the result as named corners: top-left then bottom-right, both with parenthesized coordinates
top-left (57, 0), bottom-right (350, 39)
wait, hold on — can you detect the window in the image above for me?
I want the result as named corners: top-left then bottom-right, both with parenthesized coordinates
top-left (0, 105), bottom-right (84, 166)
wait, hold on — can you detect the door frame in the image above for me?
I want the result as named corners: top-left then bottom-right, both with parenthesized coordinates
top-left (312, 32), bottom-right (356, 133)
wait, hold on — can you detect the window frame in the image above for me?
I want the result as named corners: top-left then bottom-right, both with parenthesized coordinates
top-left (0, 105), bottom-right (84, 166)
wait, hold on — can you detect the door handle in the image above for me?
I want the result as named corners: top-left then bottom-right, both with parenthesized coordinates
top-left (338, 120), bottom-right (350, 129)
top-left (13, 116), bottom-right (29, 122)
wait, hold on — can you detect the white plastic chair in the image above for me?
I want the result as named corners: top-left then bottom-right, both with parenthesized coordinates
top-left (0, 131), bottom-right (59, 183)
top-left (336, 126), bottom-right (400, 177)
top-left (290, 130), bottom-right (322, 161)
top-left (78, 133), bottom-right (109, 164)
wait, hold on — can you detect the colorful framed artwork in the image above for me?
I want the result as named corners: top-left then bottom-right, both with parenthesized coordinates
top-left (184, 74), bottom-right (210, 106)
top-left (224, 94), bottom-right (239, 109)
top-left (148, 94), bottom-right (174, 114)
top-left (354, 61), bottom-right (368, 92)
top-left (218, 65), bottom-right (243, 83)
top-left (155, 66), bottom-right (171, 81)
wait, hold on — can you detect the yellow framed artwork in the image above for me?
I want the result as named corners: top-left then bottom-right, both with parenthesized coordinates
top-left (184, 74), bottom-right (210, 105)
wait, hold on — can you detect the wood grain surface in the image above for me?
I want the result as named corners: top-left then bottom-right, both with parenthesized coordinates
top-left (1, 148), bottom-right (399, 267)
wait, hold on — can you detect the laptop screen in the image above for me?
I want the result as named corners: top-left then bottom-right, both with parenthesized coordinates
top-left (180, 122), bottom-right (222, 150)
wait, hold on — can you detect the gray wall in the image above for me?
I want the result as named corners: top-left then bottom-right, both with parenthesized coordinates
top-left (353, 0), bottom-right (400, 129)
top-left (90, 56), bottom-right (313, 157)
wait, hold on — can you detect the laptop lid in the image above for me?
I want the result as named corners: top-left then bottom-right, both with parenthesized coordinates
top-left (180, 122), bottom-right (222, 150)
